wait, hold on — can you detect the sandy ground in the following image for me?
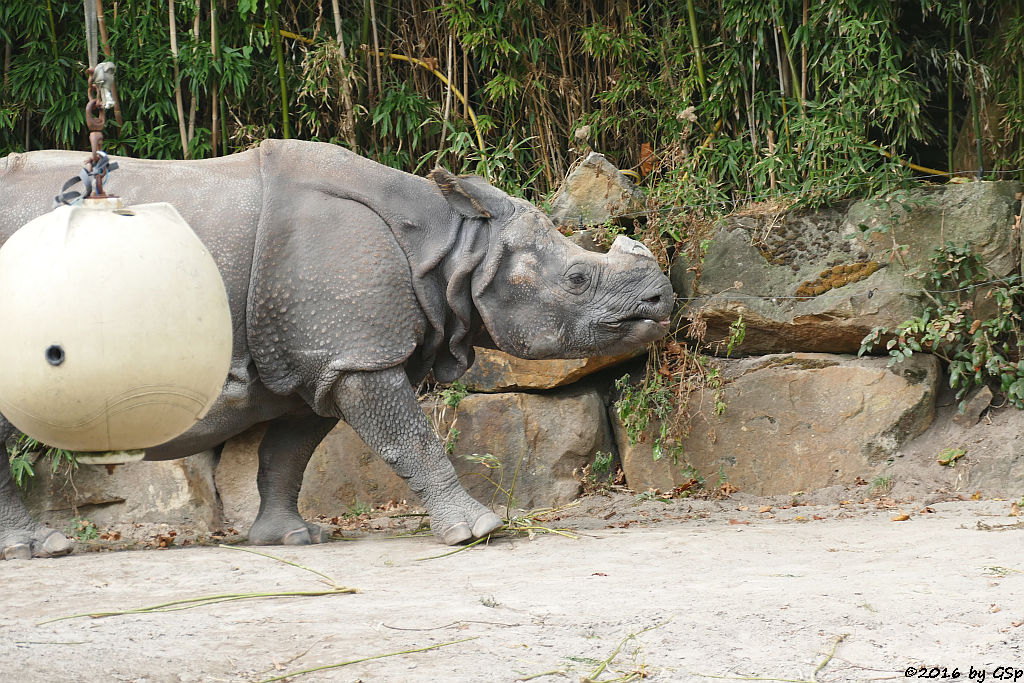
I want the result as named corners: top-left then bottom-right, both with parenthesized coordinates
top-left (1, 493), bottom-right (1023, 683)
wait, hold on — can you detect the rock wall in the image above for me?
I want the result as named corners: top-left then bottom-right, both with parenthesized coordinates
top-left (21, 178), bottom-right (1024, 534)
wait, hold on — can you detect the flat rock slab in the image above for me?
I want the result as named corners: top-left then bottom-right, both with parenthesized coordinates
top-left (2, 499), bottom-right (1019, 682)
top-left (614, 353), bottom-right (941, 495)
top-left (459, 346), bottom-right (641, 392)
top-left (685, 181), bottom-right (1022, 355)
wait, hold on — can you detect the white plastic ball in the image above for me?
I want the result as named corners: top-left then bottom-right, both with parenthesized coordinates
top-left (0, 201), bottom-right (232, 451)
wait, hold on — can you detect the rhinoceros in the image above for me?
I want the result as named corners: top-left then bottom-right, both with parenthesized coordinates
top-left (0, 139), bottom-right (672, 559)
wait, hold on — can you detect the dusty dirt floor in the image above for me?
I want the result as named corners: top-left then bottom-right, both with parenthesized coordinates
top-left (2, 489), bottom-right (1023, 683)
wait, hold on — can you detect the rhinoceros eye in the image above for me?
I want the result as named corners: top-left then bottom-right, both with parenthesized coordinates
top-left (563, 264), bottom-right (592, 295)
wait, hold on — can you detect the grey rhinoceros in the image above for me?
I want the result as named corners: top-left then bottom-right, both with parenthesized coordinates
top-left (0, 139), bottom-right (672, 559)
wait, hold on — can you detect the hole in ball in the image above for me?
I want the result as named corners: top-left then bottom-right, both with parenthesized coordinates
top-left (45, 345), bottom-right (65, 366)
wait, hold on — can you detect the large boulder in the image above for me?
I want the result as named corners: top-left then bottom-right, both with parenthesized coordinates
top-left (548, 152), bottom-right (645, 229)
top-left (439, 387), bottom-right (614, 510)
top-left (25, 453), bottom-right (221, 532)
top-left (684, 182), bottom-right (1022, 355)
top-left (613, 353), bottom-right (941, 496)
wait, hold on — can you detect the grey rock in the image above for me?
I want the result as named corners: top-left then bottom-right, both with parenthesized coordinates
top-left (612, 353), bottom-right (941, 496)
top-left (685, 182), bottom-right (1022, 355)
top-left (952, 386), bottom-right (994, 428)
top-left (549, 152), bottom-right (645, 228)
top-left (27, 452), bottom-right (221, 532)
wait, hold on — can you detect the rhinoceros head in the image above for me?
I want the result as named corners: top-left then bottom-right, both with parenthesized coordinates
top-left (430, 170), bottom-right (673, 360)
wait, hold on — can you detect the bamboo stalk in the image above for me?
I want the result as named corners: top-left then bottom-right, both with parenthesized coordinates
top-left (775, 4), bottom-right (803, 114)
top-left (685, 0), bottom-right (706, 99)
top-left (330, 0), bottom-right (356, 147)
top-left (269, 0), bottom-right (291, 138)
top-left (369, 0), bottom-right (382, 105)
top-left (773, 26), bottom-right (791, 152)
top-left (800, 0), bottom-right (808, 102)
top-left (186, 11), bottom-right (200, 146)
top-left (44, 0), bottom-right (59, 60)
top-left (1018, 59), bottom-right (1023, 181)
top-left (4, 40), bottom-right (11, 89)
top-left (960, 0), bottom-right (983, 178)
top-left (168, 0), bottom-right (189, 158)
top-left (947, 21), bottom-right (955, 174)
top-left (361, 0), bottom-right (372, 103)
top-left (437, 31), bottom-right (454, 160)
top-left (211, 0), bottom-right (219, 157)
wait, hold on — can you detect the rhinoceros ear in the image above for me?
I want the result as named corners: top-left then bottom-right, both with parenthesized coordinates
top-left (428, 167), bottom-right (511, 219)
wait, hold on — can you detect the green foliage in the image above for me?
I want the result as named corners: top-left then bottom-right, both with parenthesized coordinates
top-left (6, 434), bottom-right (77, 489)
top-left (439, 380), bottom-right (468, 409)
top-left (860, 242), bottom-right (1024, 409)
top-left (725, 315), bottom-right (746, 358)
top-left (592, 451), bottom-right (613, 478)
top-left (614, 372), bottom-right (679, 463)
top-left (584, 450), bottom-right (616, 490)
top-left (346, 501), bottom-right (371, 517)
top-left (870, 474), bottom-right (894, 494)
top-left (67, 516), bottom-right (99, 542)
top-left (937, 447), bottom-right (966, 466)
top-left (3, 1), bottom-right (1022, 207)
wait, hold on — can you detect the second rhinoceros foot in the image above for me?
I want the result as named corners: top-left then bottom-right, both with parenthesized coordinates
top-left (247, 515), bottom-right (325, 546)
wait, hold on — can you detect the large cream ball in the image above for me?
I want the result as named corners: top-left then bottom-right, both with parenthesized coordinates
top-left (0, 201), bottom-right (232, 451)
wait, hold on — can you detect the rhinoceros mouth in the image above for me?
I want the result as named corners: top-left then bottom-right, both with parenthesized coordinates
top-left (599, 316), bottom-right (671, 331)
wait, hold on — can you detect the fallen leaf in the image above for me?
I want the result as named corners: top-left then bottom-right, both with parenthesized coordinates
top-left (728, 519), bottom-right (750, 525)
top-left (813, 515), bottom-right (825, 521)
top-left (592, 572), bottom-right (607, 577)
top-left (758, 506), bottom-right (772, 513)
top-left (738, 505), bottom-right (749, 511)
top-left (990, 604), bottom-right (1002, 613)
top-left (918, 507), bottom-right (935, 514)
top-left (891, 513), bottom-right (911, 522)
top-left (1010, 502), bottom-right (1020, 517)
top-left (971, 491), bottom-right (982, 501)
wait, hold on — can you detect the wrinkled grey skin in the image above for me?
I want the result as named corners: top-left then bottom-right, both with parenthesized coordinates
top-left (0, 139), bottom-right (672, 559)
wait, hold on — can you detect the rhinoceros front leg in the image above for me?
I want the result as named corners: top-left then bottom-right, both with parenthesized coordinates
top-left (0, 417), bottom-right (74, 560)
top-left (248, 412), bottom-right (338, 546)
top-left (332, 367), bottom-right (503, 545)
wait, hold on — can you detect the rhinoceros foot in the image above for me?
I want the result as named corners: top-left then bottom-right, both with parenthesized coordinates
top-left (248, 517), bottom-right (325, 546)
top-left (1, 526), bottom-right (73, 560)
top-left (432, 499), bottom-right (504, 546)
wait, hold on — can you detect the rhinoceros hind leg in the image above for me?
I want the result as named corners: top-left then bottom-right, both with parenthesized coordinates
top-left (247, 412), bottom-right (337, 546)
top-left (332, 368), bottom-right (505, 546)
